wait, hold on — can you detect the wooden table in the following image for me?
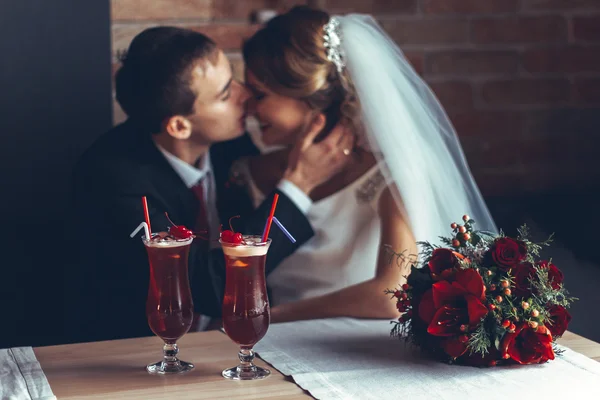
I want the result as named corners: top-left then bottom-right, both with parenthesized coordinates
top-left (34, 330), bottom-right (600, 400)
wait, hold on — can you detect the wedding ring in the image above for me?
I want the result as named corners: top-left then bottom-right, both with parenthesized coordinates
top-left (342, 148), bottom-right (351, 156)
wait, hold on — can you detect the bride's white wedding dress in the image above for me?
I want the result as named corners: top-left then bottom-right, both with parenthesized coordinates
top-left (232, 160), bottom-right (388, 305)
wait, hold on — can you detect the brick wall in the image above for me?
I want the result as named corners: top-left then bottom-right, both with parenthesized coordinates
top-left (110, 0), bottom-right (600, 196)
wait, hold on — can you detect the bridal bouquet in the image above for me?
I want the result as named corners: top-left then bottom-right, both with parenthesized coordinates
top-left (387, 215), bottom-right (575, 367)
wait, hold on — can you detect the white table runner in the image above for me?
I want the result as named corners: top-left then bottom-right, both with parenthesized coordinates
top-left (0, 347), bottom-right (56, 400)
top-left (255, 318), bottom-right (600, 400)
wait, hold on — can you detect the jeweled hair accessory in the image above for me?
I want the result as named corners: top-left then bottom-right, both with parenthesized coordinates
top-left (323, 17), bottom-right (345, 73)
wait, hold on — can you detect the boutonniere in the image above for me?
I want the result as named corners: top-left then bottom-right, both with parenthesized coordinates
top-left (225, 163), bottom-right (248, 189)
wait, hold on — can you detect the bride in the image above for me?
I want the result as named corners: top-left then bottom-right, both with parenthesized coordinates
top-left (232, 6), bottom-right (497, 323)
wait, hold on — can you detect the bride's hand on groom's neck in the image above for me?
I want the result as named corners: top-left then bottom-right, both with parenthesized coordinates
top-left (284, 114), bottom-right (354, 195)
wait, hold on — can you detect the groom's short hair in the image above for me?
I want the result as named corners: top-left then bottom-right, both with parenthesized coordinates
top-left (115, 27), bottom-right (218, 134)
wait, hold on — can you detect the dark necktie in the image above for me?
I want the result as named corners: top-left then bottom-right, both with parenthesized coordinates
top-left (191, 175), bottom-right (209, 237)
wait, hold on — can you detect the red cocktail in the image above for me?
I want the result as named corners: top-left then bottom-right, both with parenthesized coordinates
top-left (221, 235), bottom-right (271, 380)
top-left (143, 234), bottom-right (194, 374)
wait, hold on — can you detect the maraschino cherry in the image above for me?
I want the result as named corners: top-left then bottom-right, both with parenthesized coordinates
top-left (220, 216), bottom-right (243, 245)
top-left (165, 212), bottom-right (193, 239)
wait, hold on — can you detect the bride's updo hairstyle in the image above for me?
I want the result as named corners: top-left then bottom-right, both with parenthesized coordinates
top-left (242, 6), bottom-right (361, 140)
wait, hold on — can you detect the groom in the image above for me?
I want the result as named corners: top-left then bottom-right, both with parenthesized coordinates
top-left (69, 27), bottom-right (352, 343)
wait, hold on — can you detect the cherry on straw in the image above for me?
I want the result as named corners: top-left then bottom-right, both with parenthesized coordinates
top-left (142, 196), bottom-right (152, 238)
top-left (262, 193), bottom-right (279, 242)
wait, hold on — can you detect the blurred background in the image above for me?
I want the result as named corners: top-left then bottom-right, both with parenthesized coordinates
top-left (1, 0), bottom-right (599, 348)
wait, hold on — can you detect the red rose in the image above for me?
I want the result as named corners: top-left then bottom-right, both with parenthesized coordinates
top-left (490, 238), bottom-right (527, 271)
top-left (547, 305), bottom-right (571, 338)
top-left (428, 248), bottom-right (466, 276)
top-left (418, 268), bottom-right (488, 358)
top-left (538, 261), bottom-right (564, 290)
top-left (512, 263), bottom-right (537, 298)
top-left (501, 323), bottom-right (554, 364)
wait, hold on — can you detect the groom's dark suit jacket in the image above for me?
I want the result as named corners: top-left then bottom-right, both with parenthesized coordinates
top-left (68, 120), bottom-right (313, 343)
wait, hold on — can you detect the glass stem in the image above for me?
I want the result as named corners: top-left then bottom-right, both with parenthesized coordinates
top-left (163, 343), bottom-right (180, 367)
top-left (238, 348), bottom-right (255, 370)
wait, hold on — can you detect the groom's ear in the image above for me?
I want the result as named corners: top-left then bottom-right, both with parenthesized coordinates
top-left (164, 115), bottom-right (193, 140)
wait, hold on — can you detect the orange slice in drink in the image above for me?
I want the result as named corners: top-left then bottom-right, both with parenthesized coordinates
top-left (231, 260), bottom-right (249, 268)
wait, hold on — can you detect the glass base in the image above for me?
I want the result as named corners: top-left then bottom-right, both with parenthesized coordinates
top-left (222, 364), bottom-right (271, 380)
top-left (146, 359), bottom-right (194, 375)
